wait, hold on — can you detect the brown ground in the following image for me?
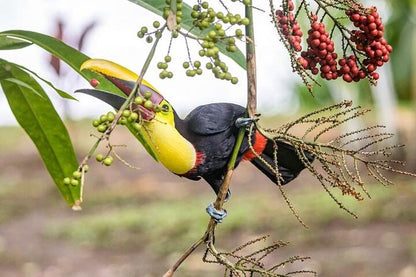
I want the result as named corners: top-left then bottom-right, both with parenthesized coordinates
top-left (0, 122), bottom-right (415, 277)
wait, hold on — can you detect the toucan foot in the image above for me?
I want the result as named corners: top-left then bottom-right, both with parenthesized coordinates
top-left (206, 202), bottom-right (227, 223)
top-left (235, 117), bottom-right (259, 128)
top-left (225, 189), bottom-right (231, 202)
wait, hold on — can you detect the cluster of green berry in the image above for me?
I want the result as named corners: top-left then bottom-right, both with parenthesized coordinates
top-left (183, 60), bottom-right (202, 77)
top-left (96, 153), bottom-right (114, 166)
top-left (92, 111), bottom-right (116, 133)
top-left (190, 2), bottom-right (248, 84)
top-left (63, 166), bottom-right (89, 187)
top-left (157, 55), bottom-right (174, 79)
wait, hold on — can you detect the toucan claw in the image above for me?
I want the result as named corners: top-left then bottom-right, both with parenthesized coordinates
top-left (206, 202), bottom-right (227, 223)
top-left (235, 117), bottom-right (259, 128)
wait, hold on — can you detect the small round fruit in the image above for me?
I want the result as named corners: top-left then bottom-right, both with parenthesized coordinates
top-left (99, 114), bottom-right (107, 123)
top-left (135, 97), bottom-right (144, 105)
top-left (97, 124), bottom-right (107, 133)
top-left (129, 112), bottom-right (139, 122)
top-left (146, 36), bottom-right (153, 43)
top-left (122, 110), bottom-right (131, 117)
top-left (144, 100), bottom-right (153, 109)
top-left (153, 21), bottom-right (160, 28)
top-left (72, 171), bottom-right (82, 180)
top-left (103, 156), bottom-right (114, 166)
top-left (83, 165), bottom-right (89, 173)
top-left (90, 78), bottom-right (99, 87)
top-left (70, 179), bottom-right (79, 186)
top-left (133, 122), bottom-right (142, 131)
top-left (164, 55), bottom-right (171, 62)
top-left (63, 177), bottom-right (71, 185)
top-left (183, 61), bottom-right (190, 69)
top-left (106, 112), bottom-right (115, 122)
top-left (96, 154), bottom-right (104, 162)
top-left (144, 91), bottom-right (152, 99)
top-left (231, 77), bottom-right (238, 84)
top-left (92, 120), bottom-right (100, 127)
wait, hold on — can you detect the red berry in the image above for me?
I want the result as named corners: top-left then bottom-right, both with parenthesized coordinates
top-left (90, 78), bottom-right (100, 87)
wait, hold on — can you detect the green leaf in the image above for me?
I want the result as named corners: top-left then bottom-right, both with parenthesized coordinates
top-left (2, 77), bottom-right (45, 98)
top-left (0, 30), bottom-right (159, 164)
top-left (0, 30), bottom-right (125, 97)
top-left (11, 62), bottom-right (77, 100)
top-left (0, 36), bottom-right (32, 50)
top-left (0, 59), bottom-right (80, 208)
top-left (127, 0), bottom-right (247, 70)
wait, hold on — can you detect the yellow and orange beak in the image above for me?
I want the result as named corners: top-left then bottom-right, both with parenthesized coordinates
top-left (78, 59), bottom-right (164, 121)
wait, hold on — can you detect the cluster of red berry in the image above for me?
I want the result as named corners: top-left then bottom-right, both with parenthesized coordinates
top-left (275, 2), bottom-right (393, 83)
top-left (275, 0), bottom-right (303, 52)
top-left (347, 7), bottom-right (393, 81)
top-left (298, 20), bottom-right (339, 80)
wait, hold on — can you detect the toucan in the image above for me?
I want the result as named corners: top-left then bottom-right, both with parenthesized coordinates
top-left (78, 59), bottom-right (313, 222)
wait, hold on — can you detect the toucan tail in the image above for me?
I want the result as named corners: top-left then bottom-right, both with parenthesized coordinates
top-left (250, 140), bottom-right (314, 185)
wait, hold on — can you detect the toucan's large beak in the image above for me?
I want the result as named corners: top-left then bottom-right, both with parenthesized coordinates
top-left (79, 59), bottom-right (164, 121)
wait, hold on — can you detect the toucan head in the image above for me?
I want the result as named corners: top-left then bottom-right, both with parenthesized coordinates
top-left (78, 59), bottom-right (175, 125)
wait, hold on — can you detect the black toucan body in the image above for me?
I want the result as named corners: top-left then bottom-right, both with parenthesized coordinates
top-left (78, 59), bottom-right (313, 211)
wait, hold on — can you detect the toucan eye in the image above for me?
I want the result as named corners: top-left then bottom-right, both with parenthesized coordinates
top-left (161, 104), bottom-right (170, 112)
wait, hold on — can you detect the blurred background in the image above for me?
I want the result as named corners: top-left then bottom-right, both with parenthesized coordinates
top-left (1, 0), bottom-right (416, 276)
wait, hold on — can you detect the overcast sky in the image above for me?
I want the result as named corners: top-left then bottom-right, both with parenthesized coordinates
top-left (0, 0), bottom-right (309, 125)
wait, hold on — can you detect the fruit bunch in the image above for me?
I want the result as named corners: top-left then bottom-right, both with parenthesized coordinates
top-left (299, 20), bottom-right (338, 80)
top-left (274, 2), bottom-right (393, 84)
top-left (275, 0), bottom-right (303, 52)
top-left (346, 7), bottom-right (392, 81)
top-left (63, 166), bottom-right (89, 187)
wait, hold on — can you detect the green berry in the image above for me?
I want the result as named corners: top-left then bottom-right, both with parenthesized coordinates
top-left (144, 100), bottom-right (153, 109)
top-left (231, 77), bottom-right (238, 84)
top-left (167, 71), bottom-right (173, 78)
top-left (194, 61), bottom-right (201, 68)
top-left (196, 68), bottom-right (203, 75)
top-left (70, 179), bottom-right (79, 186)
top-left (144, 91), bottom-right (152, 99)
top-left (186, 70), bottom-right (196, 77)
top-left (199, 49), bottom-right (206, 56)
top-left (141, 26), bottom-right (148, 33)
top-left (183, 61), bottom-right (190, 69)
top-left (72, 171), bottom-right (82, 180)
top-left (206, 63), bottom-right (213, 69)
top-left (137, 31), bottom-right (144, 38)
top-left (240, 18), bottom-right (250, 26)
top-left (96, 154), bottom-right (104, 162)
top-left (133, 122), bottom-right (142, 131)
top-left (63, 177), bottom-right (71, 185)
top-left (235, 29), bottom-right (243, 38)
top-left (153, 21), bottom-right (160, 28)
top-left (146, 36), bottom-right (153, 43)
top-left (103, 156), bottom-right (114, 166)
top-left (83, 165), bottom-right (89, 173)
top-left (164, 55), bottom-right (172, 62)
top-left (201, 1), bottom-right (208, 9)
top-left (135, 97), bottom-right (144, 105)
top-left (118, 117), bottom-right (127, 125)
top-left (92, 120), bottom-right (100, 127)
top-left (172, 30), bottom-right (179, 38)
top-left (107, 112), bottom-right (115, 122)
top-left (97, 124), bottom-right (107, 133)
top-left (129, 112), bottom-right (139, 122)
top-left (208, 30), bottom-right (216, 39)
top-left (99, 114), bottom-right (107, 123)
top-left (122, 110), bottom-right (131, 117)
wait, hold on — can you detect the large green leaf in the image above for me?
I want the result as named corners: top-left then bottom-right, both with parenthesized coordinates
top-left (127, 0), bottom-right (247, 70)
top-left (0, 30), bottom-right (158, 163)
top-left (0, 36), bottom-right (32, 50)
top-left (0, 59), bottom-right (80, 207)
